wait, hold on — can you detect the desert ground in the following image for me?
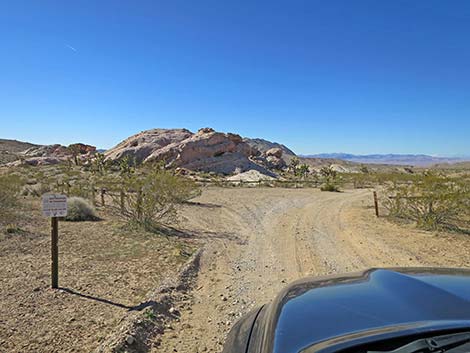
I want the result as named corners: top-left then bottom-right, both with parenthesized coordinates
top-left (153, 187), bottom-right (470, 353)
top-left (2, 186), bottom-right (470, 352)
top-left (0, 200), bottom-right (198, 353)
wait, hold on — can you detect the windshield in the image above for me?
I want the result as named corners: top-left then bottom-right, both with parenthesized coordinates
top-left (366, 332), bottom-right (470, 353)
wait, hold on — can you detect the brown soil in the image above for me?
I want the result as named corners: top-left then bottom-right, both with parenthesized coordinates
top-left (154, 187), bottom-right (470, 353)
top-left (2, 187), bottom-right (470, 353)
top-left (0, 200), bottom-right (197, 353)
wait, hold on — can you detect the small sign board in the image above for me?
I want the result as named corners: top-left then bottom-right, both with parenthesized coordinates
top-left (42, 194), bottom-right (68, 217)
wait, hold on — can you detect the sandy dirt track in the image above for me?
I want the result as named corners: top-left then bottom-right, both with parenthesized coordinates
top-left (152, 187), bottom-right (470, 353)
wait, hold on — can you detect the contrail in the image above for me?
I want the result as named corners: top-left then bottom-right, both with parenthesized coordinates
top-left (66, 44), bottom-right (77, 52)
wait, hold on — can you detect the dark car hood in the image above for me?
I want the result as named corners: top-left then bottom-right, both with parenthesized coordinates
top-left (261, 268), bottom-right (470, 353)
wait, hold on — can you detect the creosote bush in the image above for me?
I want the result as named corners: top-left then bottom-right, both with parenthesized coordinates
top-left (65, 197), bottom-right (98, 221)
top-left (113, 166), bottom-right (200, 231)
top-left (384, 173), bottom-right (470, 231)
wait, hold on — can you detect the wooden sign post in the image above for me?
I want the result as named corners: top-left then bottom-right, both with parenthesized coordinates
top-left (42, 194), bottom-right (68, 289)
top-left (51, 217), bottom-right (59, 288)
top-left (373, 191), bottom-right (379, 217)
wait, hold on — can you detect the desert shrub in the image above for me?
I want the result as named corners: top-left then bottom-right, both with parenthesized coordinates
top-left (384, 174), bottom-right (470, 231)
top-left (353, 175), bottom-right (367, 189)
top-left (114, 167), bottom-right (200, 230)
top-left (373, 172), bottom-right (419, 186)
top-left (346, 173), bottom-right (372, 189)
top-left (65, 197), bottom-right (98, 221)
top-left (67, 176), bottom-right (100, 202)
top-left (320, 182), bottom-right (340, 192)
top-left (21, 182), bottom-right (52, 197)
top-left (0, 174), bottom-right (22, 225)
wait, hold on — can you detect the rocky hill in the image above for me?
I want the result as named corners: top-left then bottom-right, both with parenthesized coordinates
top-left (104, 128), bottom-right (193, 163)
top-left (4, 129), bottom-right (424, 175)
top-left (0, 139), bottom-right (39, 153)
top-left (0, 139), bottom-right (40, 164)
top-left (243, 138), bottom-right (295, 158)
top-left (104, 128), bottom-right (290, 175)
top-left (2, 142), bottom-right (97, 166)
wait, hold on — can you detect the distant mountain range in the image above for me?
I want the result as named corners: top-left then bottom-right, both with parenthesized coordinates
top-left (302, 153), bottom-right (470, 166)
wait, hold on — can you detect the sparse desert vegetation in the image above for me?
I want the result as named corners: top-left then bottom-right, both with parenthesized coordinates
top-left (0, 162), bottom-right (200, 352)
top-left (383, 173), bottom-right (470, 232)
top-left (65, 196), bottom-right (98, 221)
top-left (112, 164), bottom-right (201, 230)
top-left (0, 174), bottom-right (22, 227)
top-left (4, 2), bottom-right (470, 351)
top-left (319, 165), bottom-right (341, 192)
top-left (1, 128), bottom-right (469, 353)
top-left (0, 199), bottom-right (197, 352)
top-left (343, 169), bottom-right (470, 233)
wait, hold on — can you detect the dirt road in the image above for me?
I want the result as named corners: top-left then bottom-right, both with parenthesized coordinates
top-left (152, 187), bottom-right (470, 352)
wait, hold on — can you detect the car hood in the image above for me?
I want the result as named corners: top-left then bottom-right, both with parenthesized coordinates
top-left (261, 268), bottom-right (470, 353)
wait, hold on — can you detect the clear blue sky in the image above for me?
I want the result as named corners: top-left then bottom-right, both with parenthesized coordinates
top-left (1, 1), bottom-right (469, 156)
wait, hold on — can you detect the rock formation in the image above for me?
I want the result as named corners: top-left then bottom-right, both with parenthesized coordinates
top-left (262, 147), bottom-right (287, 170)
top-left (105, 128), bottom-right (277, 175)
top-left (104, 128), bottom-right (193, 163)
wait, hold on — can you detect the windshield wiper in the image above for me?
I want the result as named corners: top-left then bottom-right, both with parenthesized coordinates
top-left (367, 331), bottom-right (470, 353)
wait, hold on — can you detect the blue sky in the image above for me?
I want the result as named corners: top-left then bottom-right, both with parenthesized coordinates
top-left (1, 1), bottom-right (469, 156)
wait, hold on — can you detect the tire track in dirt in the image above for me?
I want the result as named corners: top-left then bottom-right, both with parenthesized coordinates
top-left (151, 188), bottom-right (322, 352)
top-left (150, 187), bottom-right (468, 353)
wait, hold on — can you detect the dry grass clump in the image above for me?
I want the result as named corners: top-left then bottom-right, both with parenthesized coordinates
top-left (65, 197), bottom-right (98, 221)
top-left (320, 183), bottom-right (340, 192)
top-left (0, 174), bottom-right (22, 226)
